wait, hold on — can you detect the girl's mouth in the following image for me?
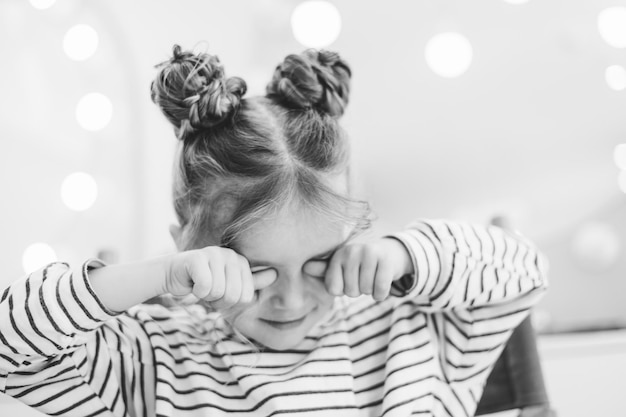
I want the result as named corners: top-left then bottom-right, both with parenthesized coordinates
top-left (259, 315), bottom-right (307, 330)
top-left (259, 305), bottom-right (320, 331)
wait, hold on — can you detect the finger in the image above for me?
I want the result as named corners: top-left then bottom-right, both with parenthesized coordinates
top-left (222, 261), bottom-right (243, 308)
top-left (358, 249), bottom-right (378, 295)
top-left (205, 260), bottom-right (226, 301)
top-left (342, 250), bottom-right (361, 298)
top-left (189, 256), bottom-right (213, 299)
top-left (252, 268), bottom-right (278, 291)
top-left (239, 259), bottom-right (255, 304)
top-left (372, 258), bottom-right (395, 301)
top-left (325, 253), bottom-right (344, 296)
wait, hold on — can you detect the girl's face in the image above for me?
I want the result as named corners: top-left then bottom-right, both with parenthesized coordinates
top-left (227, 204), bottom-right (348, 350)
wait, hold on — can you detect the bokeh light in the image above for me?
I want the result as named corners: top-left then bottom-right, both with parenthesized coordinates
top-left (291, 1), bottom-right (342, 48)
top-left (61, 172), bottom-right (98, 211)
top-left (614, 144), bottom-right (626, 170)
top-left (598, 7), bottom-right (626, 48)
top-left (29, 0), bottom-right (56, 10)
top-left (63, 24), bottom-right (99, 61)
top-left (425, 32), bottom-right (473, 78)
top-left (605, 65), bottom-right (626, 91)
top-left (571, 222), bottom-right (621, 271)
top-left (619, 170), bottom-right (626, 194)
top-left (75, 92), bottom-right (113, 131)
top-left (22, 242), bottom-right (57, 274)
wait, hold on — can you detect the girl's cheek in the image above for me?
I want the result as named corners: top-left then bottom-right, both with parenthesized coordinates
top-left (221, 295), bottom-right (259, 321)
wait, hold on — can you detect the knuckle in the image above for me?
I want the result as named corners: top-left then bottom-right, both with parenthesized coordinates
top-left (202, 246), bottom-right (220, 257)
top-left (194, 277), bottom-right (210, 290)
top-left (362, 244), bottom-right (378, 259)
top-left (346, 245), bottom-right (362, 261)
top-left (223, 248), bottom-right (238, 260)
top-left (374, 279), bottom-right (389, 294)
top-left (193, 285), bottom-right (210, 299)
top-left (333, 246), bottom-right (351, 262)
top-left (227, 248), bottom-right (243, 262)
top-left (210, 284), bottom-right (226, 299)
top-left (238, 254), bottom-right (250, 267)
top-left (344, 283), bottom-right (360, 297)
top-left (185, 250), bottom-right (205, 269)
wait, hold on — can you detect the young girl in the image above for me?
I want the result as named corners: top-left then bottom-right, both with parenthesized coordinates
top-left (0, 45), bottom-right (547, 417)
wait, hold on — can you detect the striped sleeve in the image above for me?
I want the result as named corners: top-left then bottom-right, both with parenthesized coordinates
top-left (0, 261), bottom-right (119, 372)
top-left (389, 219), bottom-right (548, 388)
top-left (0, 261), bottom-right (156, 417)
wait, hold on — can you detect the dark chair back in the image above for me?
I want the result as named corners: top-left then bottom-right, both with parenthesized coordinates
top-left (475, 316), bottom-right (555, 416)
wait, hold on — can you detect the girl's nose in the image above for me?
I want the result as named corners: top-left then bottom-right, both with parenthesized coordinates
top-left (270, 273), bottom-right (306, 310)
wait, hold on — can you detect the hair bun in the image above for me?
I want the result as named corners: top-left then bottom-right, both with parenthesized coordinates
top-left (266, 49), bottom-right (351, 117)
top-left (150, 45), bottom-right (247, 140)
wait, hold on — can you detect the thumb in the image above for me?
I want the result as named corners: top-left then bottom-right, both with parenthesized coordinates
top-left (252, 268), bottom-right (277, 291)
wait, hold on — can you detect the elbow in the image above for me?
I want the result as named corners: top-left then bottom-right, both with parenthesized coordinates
top-left (534, 250), bottom-right (550, 292)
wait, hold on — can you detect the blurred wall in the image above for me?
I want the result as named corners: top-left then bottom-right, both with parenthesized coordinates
top-left (1, 0), bottom-right (625, 333)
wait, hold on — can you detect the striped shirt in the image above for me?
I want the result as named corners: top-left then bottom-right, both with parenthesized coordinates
top-left (0, 220), bottom-right (548, 417)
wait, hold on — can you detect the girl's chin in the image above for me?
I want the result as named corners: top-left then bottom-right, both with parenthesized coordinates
top-left (231, 301), bottom-right (334, 349)
top-left (256, 335), bottom-right (305, 351)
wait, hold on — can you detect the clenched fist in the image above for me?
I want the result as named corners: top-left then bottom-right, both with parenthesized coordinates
top-left (163, 247), bottom-right (276, 310)
top-left (305, 237), bottom-right (414, 301)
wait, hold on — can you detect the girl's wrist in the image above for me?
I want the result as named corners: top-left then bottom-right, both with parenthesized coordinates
top-left (87, 255), bottom-right (172, 313)
top-left (383, 237), bottom-right (415, 279)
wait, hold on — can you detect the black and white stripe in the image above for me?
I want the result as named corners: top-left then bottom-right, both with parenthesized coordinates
top-left (0, 220), bottom-right (548, 416)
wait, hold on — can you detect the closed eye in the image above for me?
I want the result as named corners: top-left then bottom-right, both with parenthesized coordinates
top-left (303, 259), bottom-right (329, 279)
top-left (250, 267), bottom-right (278, 288)
top-left (250, 266), bottom-right (278, 278)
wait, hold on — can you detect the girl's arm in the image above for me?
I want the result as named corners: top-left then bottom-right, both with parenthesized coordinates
top-left (0, 247), bottom-right (270, 416)
top-left (0, 261), bottom-right (155, 416)
top-left (389, 219), bottom-right (548, 311)
top-left (324, 218), bottom-right (548, 390)
top-left (389, 219), bottom-right (548, 385)
top-left (0, 261), bottom-right (119, 372)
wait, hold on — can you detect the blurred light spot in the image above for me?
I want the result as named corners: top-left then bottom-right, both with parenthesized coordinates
top-left (425, 32), bottom-right (473, 78)
top-left (22, 243), bottom-right (57, 274)
top-left (614, 144), bottom-right (626, 170)
top-left (63, 24), bottom-right (99, 61)
top-left (571, 221), bottom-right (621, 271)
top-left (61, 172), bottom-right (98, 211)
top-left (75, 93), bottom-right (113, 131)
top-left (598, 7), bottom-right (626, 48)
top-left (619, 170), bottom-right (626, 193)
top-left (502, 0), bottom-right (529, 4)
top-left (29, 0), bottom-right (56, 9)
top-left (291, 1), bottom-right (341, 48)
top-left (605, 65), bottom-right (626, 91)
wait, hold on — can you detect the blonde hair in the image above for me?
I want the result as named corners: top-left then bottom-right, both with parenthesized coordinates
top-left (151, 45), bottom-right (371, 251)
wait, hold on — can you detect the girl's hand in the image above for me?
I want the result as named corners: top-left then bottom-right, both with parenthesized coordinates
top-left (163, 247), bottom-right (276, 310)
top-left (321, 238), bottom-right (414, 301)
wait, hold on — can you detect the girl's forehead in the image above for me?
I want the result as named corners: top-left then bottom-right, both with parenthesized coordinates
top-left (235, 208), bottom-right (349, 265)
